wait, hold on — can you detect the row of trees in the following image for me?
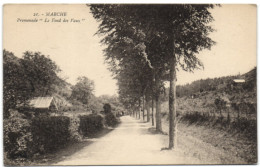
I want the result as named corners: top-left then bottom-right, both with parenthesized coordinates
top-left (90, 4), bottom-right (217, 149)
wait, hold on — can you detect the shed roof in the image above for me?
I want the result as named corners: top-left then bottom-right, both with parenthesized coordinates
top-left (29, 97), bottom-right (55, 109)
top-left (233, 79), bottom-right (245, 83)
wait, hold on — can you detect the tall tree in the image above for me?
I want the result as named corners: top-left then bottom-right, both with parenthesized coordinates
top-left (3, 50), bottom-right (62, 118)
top-left (21, 51), bottom-right (61, 96)
top-left (70, 76), bottom-right (95, 105)
top-left (165, 5), bottom-right (216, 149)
top-left (3, 50), bottom-right (29, 118)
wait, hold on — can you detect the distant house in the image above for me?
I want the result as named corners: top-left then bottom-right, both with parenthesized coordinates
top-left (28, 97), bottom-right (58, 112)
top-left (233, 79), bottom-right (245, 84)
top-left (230, 79), bottom-right (245, 90)
top-left (233, 79), bottom-right (245, 86)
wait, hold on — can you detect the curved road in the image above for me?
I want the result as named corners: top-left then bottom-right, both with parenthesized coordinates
top-left (54, 116), bottom-right (200, 165)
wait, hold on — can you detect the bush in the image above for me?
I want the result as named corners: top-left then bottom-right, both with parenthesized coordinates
top-left (69, 116), bottom-right (83, 141)
top-left (4, 110), bottom-right (33, 159)
top-left (4, 111), bottom-right (85, 165)
top-left (104, 112), bottom-right (118, 127)
top-left (231, 118), bottom-right (257, 138)
top-left (180, 111), bottom-right (257, 140)
top-left (31, 116), bottom-right (71, 154)
top-left (79, 114), bottom-right (104, 137)
top-left (103, 103), bottom-right (112, 113)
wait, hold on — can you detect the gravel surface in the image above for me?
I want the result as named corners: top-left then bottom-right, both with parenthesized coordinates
top-left (54, 116), bottom-right (200, 165)
top-left (53, 115), bottom-right (251, 165)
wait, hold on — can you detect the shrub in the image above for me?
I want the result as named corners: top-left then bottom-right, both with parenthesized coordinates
top-left (4, 110), bottom-right (33, 159)
top-left (4, 111), bottom-right (85, 165)
top-left (180, 111), bottom-right (257, 140)
top-left (103, 103), bottom-right (112, 113)
top-left (31, 116), bottom-right (71, 154)
top-left (79, 114), bottom-right (104, 137)
top-left (104, 112), bottom-right (118, 127)
top-left (231, 118), bottom-right (257, 136)
top-left (69, 116), bottom-right (83, 141)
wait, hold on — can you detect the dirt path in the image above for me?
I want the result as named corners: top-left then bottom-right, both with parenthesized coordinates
top-left (53, 115), bottom-right (249, 165)
top-left (54, 116), bottom-right (201, 165)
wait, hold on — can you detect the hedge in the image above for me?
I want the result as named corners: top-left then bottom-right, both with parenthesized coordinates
top-left (4, 111), bottom-right (32, 159)
top-left (79, 114), bottom-right (104, 137)
top-left (31, 116), bottom-right (71, 154)
top-left (104, 112), bottom-right (118, 127)
top-left (4, 111), bottom-right (119, 164)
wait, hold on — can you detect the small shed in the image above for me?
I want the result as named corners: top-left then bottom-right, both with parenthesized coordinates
top-left (231, 79), bottom-right (245, 89)
top-left (233, 79), bottom-right (245, 84)
top-left (29, 97), bottom-right (58, 111)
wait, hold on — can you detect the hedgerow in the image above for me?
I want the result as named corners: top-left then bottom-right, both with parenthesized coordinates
top-left (104, 112), bottom-right (118, 127)
top-left (4, 112), bottom-right (84, 162)
top-left (4, 110), bottom-right (119, 165)
top-left (79, 114), bottom-right (104, 136)
top-left (31, 116), bottom-right (71, 154)
top-left (4, 110), bottom-right (33, 159)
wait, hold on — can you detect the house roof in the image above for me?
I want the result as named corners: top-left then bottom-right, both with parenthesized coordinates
top-left (29, 97), bottom-right (55, 109)
top-left (233, 79), bottom-right (245, 83)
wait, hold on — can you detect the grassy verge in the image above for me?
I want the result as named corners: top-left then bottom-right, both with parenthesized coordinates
top-left (161, 112), bottom-right (257, 164)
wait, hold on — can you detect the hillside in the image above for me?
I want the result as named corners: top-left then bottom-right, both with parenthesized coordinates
top-left (160, 67), bottom-right (257, 163)
top-left (162, 67), bottom-right (257, 119)
top-left (175, 67), bottom-right (256, 98)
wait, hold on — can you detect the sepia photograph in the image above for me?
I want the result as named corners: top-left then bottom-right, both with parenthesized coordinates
top-left (2, 4), bottom-right (257, 165)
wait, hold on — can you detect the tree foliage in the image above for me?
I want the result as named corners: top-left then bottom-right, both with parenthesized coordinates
top-left (21, 51), bottom-right (61, 96)
top-left (90, 4), bottom-right (217, 148)
top-left (3, 50), bottom-right (62, 118)
top-left (70, 76), bottom-right (95, 105)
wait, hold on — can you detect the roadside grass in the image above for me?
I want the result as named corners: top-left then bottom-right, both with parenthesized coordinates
top-left (160, 98), bottom-right (257, 164)
top-left (175, 121), bottom-right (257, 164)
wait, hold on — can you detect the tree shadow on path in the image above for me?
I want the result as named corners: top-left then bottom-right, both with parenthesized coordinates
top-left (31, 126), bottom-right (118, 165)
top-left (142, 127), bottom-right (168, 135)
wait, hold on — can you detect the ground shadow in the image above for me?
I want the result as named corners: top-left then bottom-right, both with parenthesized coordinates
top-left (31, 140), bottom-right (94, 165)
top-left (142, 127), bottom-right (168, 135)
top-left (88, 124), bottom-right (119, 138)
top-left (137, 121), bottom-right (149, 124)
top-left (31, 124), bottom-right (120, 165)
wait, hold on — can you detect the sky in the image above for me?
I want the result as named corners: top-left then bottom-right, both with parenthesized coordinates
top-left (176, 4), bottom-right (256, 85)
top-left (3, 4), bottom-right (257, 96)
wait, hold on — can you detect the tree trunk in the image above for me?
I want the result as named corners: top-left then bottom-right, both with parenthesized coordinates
top-left (143, 95), bottom-right (145, 121)
top-left (155, 94), bottom-right (162, 132)
top-left (146, 98), bottom-right (150, 122)
top-left (154, 74), bottom-right (162, 132)
top-left (138, 99), bottom-right (141, 119)
top-left (152, 97), bottom-right (154, 126)
top-left (169, 36), bottom-right (177, 149)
